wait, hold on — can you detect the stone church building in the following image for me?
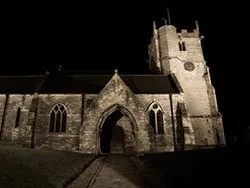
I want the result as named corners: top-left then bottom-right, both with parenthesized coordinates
top-left (0, 22), bottom-right (225, 154)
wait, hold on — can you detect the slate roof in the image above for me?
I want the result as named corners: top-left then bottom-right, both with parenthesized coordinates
top-left (0, 73), bottom-right (179, 94)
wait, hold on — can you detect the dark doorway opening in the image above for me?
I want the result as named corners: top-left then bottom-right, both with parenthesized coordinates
top-left (100, 110), bottom-right (125, 153)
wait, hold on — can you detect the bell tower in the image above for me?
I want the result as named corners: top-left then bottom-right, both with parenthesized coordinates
top-left (148, 21), bottom-right (226, 146)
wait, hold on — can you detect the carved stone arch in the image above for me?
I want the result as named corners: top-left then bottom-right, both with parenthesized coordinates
top-left (49, 103), bottom-right (69, 115)
top-left (147, 101), bottom-right (163, 112)
top-left (97, 104), bottom-right (138, 132)
top-left (96, 104), bottom-right (139, 153)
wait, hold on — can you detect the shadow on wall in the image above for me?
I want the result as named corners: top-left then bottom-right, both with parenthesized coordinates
top-left (110, 126), bottom-right (125, 153)
top-left (176, 104), bottom-right (184, 151)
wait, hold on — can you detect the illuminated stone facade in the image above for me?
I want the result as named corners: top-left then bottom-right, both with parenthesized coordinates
top-left (0, 23), bottom-right (225, 154)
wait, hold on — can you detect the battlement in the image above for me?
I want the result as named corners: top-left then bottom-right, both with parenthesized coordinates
top-left (157, 25), bottom-right (200, 38)
top-left (177, 29), bottom-right (199, 38)
top-left (155, 21), bottom-right (201, 38)
top-left (148, 21), bottom-right (205, 75)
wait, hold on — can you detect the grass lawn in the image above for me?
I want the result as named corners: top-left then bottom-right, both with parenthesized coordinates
top-left (0, 145), bottom-right (96, 188)
top-left (139, 146), bottom-right (250, 188)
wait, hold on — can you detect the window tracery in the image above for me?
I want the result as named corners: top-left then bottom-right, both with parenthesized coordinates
top-left (148, 102), bottom-right (164, 134)
top-left (49, 104), bottom-right (67, 133)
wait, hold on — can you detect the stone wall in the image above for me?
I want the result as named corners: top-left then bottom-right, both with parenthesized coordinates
top-left (111, 116), bottom-right (136, 153)
top-left (0, 90), bottom-right (204, 152)
top-left (156, 25), bottom-right (204, 63)
top-left (157, 25), bottom-right (211, 115)
top-left (158, 25), bottom-right (177, 62)
top-left (0, 95), bottom-right (7, 134)
top-left (177, 31), bottom-right (204, 62)
top-left (151, 24), bottom-right (226, 146)
top-left (1, 94), bottom-right (33, 145)
top-left (169, 58), bottom-right (225, 146)
top-left (80, 73), bottom-right (151, 153)
top-left (35, 94), bottom-right (82, 151)
top-left (136, 94), bottom-right (174, 152)
top-left (148, 24), bottom-right (161, 73)
top-left (212, 116), bottom-right (226, 145)
top-left (0, 70), bottom-right (222, 152)
top-left (190, 117), bottom-right (215, 145)
top-left (167, 59), bottom-right (211, 115)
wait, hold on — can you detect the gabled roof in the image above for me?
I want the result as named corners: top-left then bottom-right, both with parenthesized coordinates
top-left (120, 75), bottom-right (178, 94)
top-left (0, 73), bottom-right (180, 94)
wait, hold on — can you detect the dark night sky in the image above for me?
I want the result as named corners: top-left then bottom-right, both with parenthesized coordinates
top-left (1, 2), bottom-right (249, 144)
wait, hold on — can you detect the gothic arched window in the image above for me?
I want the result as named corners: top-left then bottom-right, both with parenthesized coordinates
top-left (157, 110), bottom-right (164, 134)
top-left (149, 110), bottom-right (156, 133)
top-left (15, 107), bottom-right (21, 128)
top-left (49, 104), bottom-right (67, 133)
top-left (148, 102), bottom-right (164, 134)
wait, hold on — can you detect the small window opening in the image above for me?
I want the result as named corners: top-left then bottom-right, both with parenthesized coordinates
top-left (179, 41), bottom-right (186, 51)
top-left (15, 107), bottom-right (21, 128)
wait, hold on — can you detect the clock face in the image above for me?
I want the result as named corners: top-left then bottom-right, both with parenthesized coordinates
top-left (184, 62), bottom-right (195, 71)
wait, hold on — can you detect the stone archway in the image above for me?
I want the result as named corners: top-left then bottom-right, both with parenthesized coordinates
top-left (97, 104), bottom-right (138, 154)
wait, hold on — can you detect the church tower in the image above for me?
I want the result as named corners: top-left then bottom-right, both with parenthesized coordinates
top-left (148, 21), bottom-right (226, 146)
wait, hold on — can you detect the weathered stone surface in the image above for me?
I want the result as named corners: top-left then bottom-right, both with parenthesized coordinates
top-left (0, 95), bottom-right (7, 134)
top-left (0, 94), bottom-right (33, 145)
top-left (0, 22), bottom-right (225, 153)
top-left (35, 94), bottom-right (82, 151)
top-left (80, 73), bottom-right (152, 153)
top-left (148, 24), bottom-right (225, 146)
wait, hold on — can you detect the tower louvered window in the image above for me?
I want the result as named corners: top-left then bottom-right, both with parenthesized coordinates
top-left (179, 41), bottom-right (186, 51)
top-left (49, 104), bottom-right (67, 133)
top-left (148, 102), bottom-right (164, 134)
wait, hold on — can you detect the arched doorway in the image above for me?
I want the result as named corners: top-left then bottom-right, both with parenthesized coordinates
top-left (98, 105), bottom-right (138, 154)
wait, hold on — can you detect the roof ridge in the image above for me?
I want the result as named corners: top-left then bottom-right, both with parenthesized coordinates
top-left (67, 74), bottom-right (167, 76)
top-left (0, 75), bottom-right (44, 78)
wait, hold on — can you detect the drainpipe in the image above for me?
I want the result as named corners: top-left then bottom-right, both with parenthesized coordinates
top-left (81, 93), bottom-right (85, 125)
top-left (77, 93), bottom-right (85, 150)
top-left (169, 94), bottom-right (177, 151)
top-left (0, 93), bottom-right (9, 139)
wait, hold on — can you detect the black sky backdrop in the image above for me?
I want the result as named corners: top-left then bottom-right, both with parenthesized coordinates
top-left (1, 2), bottom-right (249, 144)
